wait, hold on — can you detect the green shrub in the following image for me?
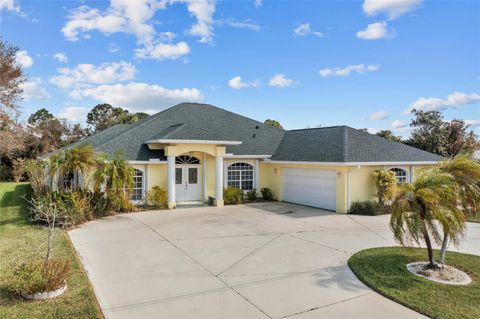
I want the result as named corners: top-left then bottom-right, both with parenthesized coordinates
top-left (147, 186), bottom-right (168, 208)
top-left (246, 188), bottom-right (258, 201)
top-left (261, 187), bottom-right (273, 200)
top-left (349, 200), bottom-right (386, 216)
top-left (372, 169), bottom-right (397, 206)
top-left (9, 258), bottom-right (70, 295)
top-left (224, 187), bottom-right (244, 205)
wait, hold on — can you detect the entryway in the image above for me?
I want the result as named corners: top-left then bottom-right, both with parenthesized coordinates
top-left (175, 155), bottom-right (202, 203)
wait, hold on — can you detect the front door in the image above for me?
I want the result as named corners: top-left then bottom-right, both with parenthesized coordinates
top-left (175, 164), bottom-right (201, 202)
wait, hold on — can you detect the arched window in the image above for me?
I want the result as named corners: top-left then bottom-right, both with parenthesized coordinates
top-left (389, 167), bottom-right (408, 184)
top-left (175, 155), bottom-right (200, 164)
top-left (130, 169), bottom-right (144, 201)
top-left (227, 162), bottom-right (254, 191)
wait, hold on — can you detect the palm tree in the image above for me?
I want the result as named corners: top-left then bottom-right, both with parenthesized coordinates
top-left (390, 168), bottom-right (464, 269)
top-left (438, 155), bottom-right (480, 264)
top-left (61, 144), bottom-right (97, 190)
top-left (93, 151), bottom-right (134, 195)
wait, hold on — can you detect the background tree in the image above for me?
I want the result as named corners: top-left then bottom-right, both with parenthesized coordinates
top-left (0, 39), bottom-right (24, 109)
top-left (264, 119), bottom-right (283, 129)
top-left (0, 39), bottom-right (26, 180)
top-left (446, 119), bottom-right (478, 157)
top-left (27, 108), bottom-right (65, 154)
top-left (86, 103), bottom-right (149, 133)
top-left (406, 110), bottom-right (478, 157)
top-left (375, 130), bottom-right (402, 142)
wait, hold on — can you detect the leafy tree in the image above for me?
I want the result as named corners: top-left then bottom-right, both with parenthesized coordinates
top-left (28, 108), bottom-right (54, 127)
top-left (62, 122), bottom-right (88, 146)
top-left (376, 130), bottom-right (402, 142)
top-left (390, 168), bottom-right (464, 268)
top-left (61, 144), bottom-right (98, 190)
top-left (372, 169), bottom-right (397, 206)
top-left (86, 103), bottom-right (149, 133)
top-left (0, 39), bottom-right (24, 110)
top-left (264, 119), bottom-right (283, 129)
top-left (86, 104), bottom-right (127, 133)
top-left (446, 119), bottom-right (478, 157)
top-left (407, 110), bottom-right (449, 156)
top-left (407, 110), bottom-right (478, 157)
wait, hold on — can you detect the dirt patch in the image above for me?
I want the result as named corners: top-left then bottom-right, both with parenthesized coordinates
top-left (407, 262), bottom-right (472, 285)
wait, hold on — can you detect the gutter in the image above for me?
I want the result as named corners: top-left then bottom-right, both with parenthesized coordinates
top-left (262, 160), bottom-right (441, 166)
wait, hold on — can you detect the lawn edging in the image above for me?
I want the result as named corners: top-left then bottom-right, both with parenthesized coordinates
top-left (348, 246), bottom-right (480, 319)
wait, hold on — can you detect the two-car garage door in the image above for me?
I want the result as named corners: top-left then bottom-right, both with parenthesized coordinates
top-left (282, 168), bottom-right (336, 211)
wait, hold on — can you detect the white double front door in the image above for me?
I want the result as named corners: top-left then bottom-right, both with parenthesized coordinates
top-left (175, 164), bottom-right (202, 202)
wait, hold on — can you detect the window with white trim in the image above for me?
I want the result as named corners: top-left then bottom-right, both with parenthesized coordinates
top-left (389, 167), bottom-right (408, 184)
top-left (130, 169), bottom-right (144, 201)
top-left (227, 162), bottom-right (254, 191)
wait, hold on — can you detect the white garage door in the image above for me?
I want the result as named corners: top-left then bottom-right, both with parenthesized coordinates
top-left (282, 168), bottom-right (336, 211)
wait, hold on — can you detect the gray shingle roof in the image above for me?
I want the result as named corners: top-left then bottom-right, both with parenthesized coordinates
top-left (52, 103), bottom-right (443, 163)
top-left (270, 126), bottom-right (443, 162)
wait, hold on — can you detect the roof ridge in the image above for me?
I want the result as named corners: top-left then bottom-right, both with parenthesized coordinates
top-left (288, 125), bottom-right (343, 132)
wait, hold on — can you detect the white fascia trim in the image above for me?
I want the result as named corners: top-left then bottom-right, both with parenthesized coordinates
top-left (145, 139), bottom-right (243, 145)
top-left (129, 160), bottom-right (167, 165)
top-left (224, 154), bottom-right (271, 159)
top-left (263, 160), bottom-right (441, 166)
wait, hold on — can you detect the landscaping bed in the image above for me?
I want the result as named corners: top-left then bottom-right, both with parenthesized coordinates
top-left (0, 183), bottom-right (103, 319)
top-left (348, 247), bottom-right (480, 319)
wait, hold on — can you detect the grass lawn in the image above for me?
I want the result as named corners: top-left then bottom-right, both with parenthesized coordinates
top-left (349, 247), bottom-right (480, 319)
top-left (0, 182), bottom-right (103, 319)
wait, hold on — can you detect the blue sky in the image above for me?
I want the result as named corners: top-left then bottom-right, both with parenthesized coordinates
top-left (2, 0), bottom-right (479, 135)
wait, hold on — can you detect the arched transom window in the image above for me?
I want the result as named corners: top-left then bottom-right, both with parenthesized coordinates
top-left (389, 167), bottom-right (408, 184)
top-left (227, 162), bottom-right (254, 191)
top-left (130, 169), bottom-right (144, 201)
top-left (175, 155), bottom-right (200, 164)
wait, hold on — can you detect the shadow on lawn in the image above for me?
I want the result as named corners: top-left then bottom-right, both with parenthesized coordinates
top-left (0, 184), bottom-right (32, 227)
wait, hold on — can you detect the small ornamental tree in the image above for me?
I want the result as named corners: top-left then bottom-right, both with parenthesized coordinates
top-left (372, 169), bottom-right (397, 206)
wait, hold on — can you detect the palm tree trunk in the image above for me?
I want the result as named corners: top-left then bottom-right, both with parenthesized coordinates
top-left (422, 230), bottom-right (436, 268)
top-left (439, 231), bottom-right (449, 266)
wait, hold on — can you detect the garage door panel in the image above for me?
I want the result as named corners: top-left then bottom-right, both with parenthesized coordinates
top-left (283, 168), bottom-right (336, 211)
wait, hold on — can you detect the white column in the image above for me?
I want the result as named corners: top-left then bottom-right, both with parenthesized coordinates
top-left (167, 155), bottom-right (176, 208)
top-left (203, 153), bottom-right (207, 203)
top-left (215, 156), bottom-right (224, 207)
top-left (254, 159), bottom-right (259, 192)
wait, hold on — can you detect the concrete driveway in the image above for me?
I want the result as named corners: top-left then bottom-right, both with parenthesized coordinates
top-left (69, 202), bottom-right (480, 319)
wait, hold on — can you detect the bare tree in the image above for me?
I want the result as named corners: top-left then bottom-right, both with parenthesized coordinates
top-left (0, 39), bottom-right (24, 110)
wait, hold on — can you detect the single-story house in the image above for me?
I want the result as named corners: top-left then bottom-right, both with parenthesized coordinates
top-left (60, 103), bottom-right (443, 213)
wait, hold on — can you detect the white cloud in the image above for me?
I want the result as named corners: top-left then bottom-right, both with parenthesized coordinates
top-left (228, 76), bottom-right (261, 90)
top-left (319, 64), bottom-right (379, 77)
top-left (50, 61), bottom-right (137, 88)
top-left (108, 43), bottom-right (121, 53)
top-left (362, 0), bottom-right (423, 20)
top-left (20, 78), bottom-right (51, 101)
top-left (180, 0), bottom-right (216, 44)
top-left (0, 0), bottom-right (19, 12)
top-left (216, 19), bottom-right (261, 32)
top-left (465, 119), bottom-right (480, 128)
top-left (368, 110), bottom-right (389, 120)
top-left (62, 0), bottom-right (216, 57)
top-left (356, 22), bottom-right (394, 40)
top-left (268, 74), bottom-right (294, 88)
top-left (135, 41), bottom-right (190, 60)
top-left (367, 128), bottom-right (381, 134)
top-left (15, 50), bottom-right (33, 68)
top-left (293, 23), bottom-right (323, 37)
top-left (53, 52), bottom-right (68, 63)
top-left (73, 82), bottom-right (203, 114)
top-left (58, 106), bottom-right (90, 123)
top-left (391, 119), bottom-right (407, 129)
top-left (407, 91), bottom-right (480, 113)
top-left (254, 0), bottom-right (262, 7)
